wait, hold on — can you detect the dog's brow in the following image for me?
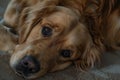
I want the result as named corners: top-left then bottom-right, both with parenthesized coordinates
top-left (31, 18), bottom-right (42, 27)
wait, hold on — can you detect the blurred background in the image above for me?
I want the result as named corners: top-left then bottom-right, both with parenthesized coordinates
top-left (0, 0), bottom-right (9, 20)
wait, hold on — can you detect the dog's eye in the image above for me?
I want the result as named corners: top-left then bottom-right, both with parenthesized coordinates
top-left (60, 50), bottom-right (72, 58)
top-left (42, 26), bottom-right (52, 37)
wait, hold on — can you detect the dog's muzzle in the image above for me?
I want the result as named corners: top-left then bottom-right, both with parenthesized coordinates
top-left (15, 55), bottom-right (40, 77)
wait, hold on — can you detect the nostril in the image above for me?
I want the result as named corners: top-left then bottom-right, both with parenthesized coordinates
top-left (20, 59), bottom-right (30, 68)
top-left (24, 62), bottom-right (28, 66)
top-left (22, 61), bottom-right (29, 67)
top-left (29, 68), bottom-right (33, 72)
top-left (29, 67), bottom-right (39, 73)
top-left (28, 68), bottom-right (36, 73)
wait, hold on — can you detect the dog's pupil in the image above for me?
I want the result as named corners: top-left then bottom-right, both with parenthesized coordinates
top-left (61, 50), bottom-right (71, 57)
top-left (42, 26), bottom-right (52, 37)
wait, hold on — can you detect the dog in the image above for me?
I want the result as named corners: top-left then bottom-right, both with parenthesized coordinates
top-left (1, 0), bottom-right (120, 79)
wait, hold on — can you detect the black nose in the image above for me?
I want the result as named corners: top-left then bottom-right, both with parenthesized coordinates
top-left (15, 56), bottom-right (40, 76)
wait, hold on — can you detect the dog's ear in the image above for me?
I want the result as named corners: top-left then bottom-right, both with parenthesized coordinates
top-left (66, 22), bottom-right (103, 70)
top-left (74, 34), bottom-right (104, 70)
top-left (76, 42), bottom-right (101, 70)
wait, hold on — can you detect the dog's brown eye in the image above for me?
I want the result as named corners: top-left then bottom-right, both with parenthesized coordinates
top-left (60, 50), bottom-right (72, 58)
top-left (42, 26), bottom-right (52, 37)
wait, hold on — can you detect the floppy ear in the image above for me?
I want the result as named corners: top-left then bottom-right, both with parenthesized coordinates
top-left (75, 33), bottom-right (104, 70)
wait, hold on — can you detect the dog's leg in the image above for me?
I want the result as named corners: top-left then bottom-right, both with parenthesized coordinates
top-left (0, 24), bottom-right (18, 55)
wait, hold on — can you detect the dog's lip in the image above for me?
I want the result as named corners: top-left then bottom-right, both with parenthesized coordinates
top-left (15, 70), bottom-right (34, 77)
top-left (15, 71), bottom-right (23, 76)
top-left (15, 71), bottom-right (34, 79)
top-left (15, 71), bottom-right (27, 80)
top-left (14, 67), bottom-right (46, 79)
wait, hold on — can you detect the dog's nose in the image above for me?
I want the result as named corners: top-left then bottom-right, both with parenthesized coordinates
top-left (15, 56), bottom-right (40, 76)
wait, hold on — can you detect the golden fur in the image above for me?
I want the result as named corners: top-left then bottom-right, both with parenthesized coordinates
top-left (0, 0), bottom-right (120, 79)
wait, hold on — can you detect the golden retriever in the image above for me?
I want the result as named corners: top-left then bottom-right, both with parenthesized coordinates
top-left (0, 0), bottom-right (120, 79)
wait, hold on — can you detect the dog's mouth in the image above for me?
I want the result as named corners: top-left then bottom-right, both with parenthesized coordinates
top-left (15, 69), bottom-right (35, 78)
top-left (15, 71), bottom-right (36, 79)
top-left (15, 70), bottom-right (37, 79)
top-left (14, 67), bottom-right (48, 79)
top-left (15, 71), bottom-right (28, 78)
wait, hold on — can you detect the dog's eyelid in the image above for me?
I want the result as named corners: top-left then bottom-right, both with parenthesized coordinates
top-left (41, 23), bottom-right (53, 28)
top-left (41, 22), bottom-right (60, 29)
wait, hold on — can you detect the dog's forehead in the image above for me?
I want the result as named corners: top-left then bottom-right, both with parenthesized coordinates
top-left (43, 7), bottom-right (78, 27)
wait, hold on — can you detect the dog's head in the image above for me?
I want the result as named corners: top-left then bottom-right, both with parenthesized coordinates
top-left (10, 4), bottom-right (101, 79)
